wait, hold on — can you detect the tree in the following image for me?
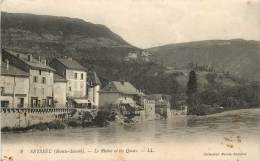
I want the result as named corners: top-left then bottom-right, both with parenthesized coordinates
top-left (186, 70), bottom-right (199, 115)
top-left (186, 70), bottom-right (197, 96)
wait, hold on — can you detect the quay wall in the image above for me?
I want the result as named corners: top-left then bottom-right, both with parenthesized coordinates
top-left (1, 108), bottom-right (73, 128)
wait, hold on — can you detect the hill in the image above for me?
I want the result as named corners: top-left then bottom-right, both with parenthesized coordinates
top-left (0, 12), bottom-right (159, 88)
top-left (1, 12), bottom-right (139, 61)
top-left (148, 39), bottom-right (260, 81)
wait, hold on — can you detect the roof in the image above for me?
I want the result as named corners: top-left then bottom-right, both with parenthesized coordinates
top-left (3, 49), bottom-right (55, 71)
top-left (1, 62), bottom-right (29, 77)
top-left (100, 81), bottom-right (140, 95)
top-left (87, 71), bottom-right (101, 86)
top-left (54, 73), bottom-right (67, 82)
top-left (55, 58), bottom-right (87, 71)
top-left (147, 94), bottom-right (171, 101)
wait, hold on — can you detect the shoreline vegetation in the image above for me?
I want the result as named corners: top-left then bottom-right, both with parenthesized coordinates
top-left (1, 118), bottom-right (108, 133)
top-left (2, 107), bottom-right (259, 133)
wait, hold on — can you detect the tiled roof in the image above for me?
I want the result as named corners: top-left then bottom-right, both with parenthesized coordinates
top-left (56, 58), bottom-right (87, 71)
top-left (4, 49), bottom-right (55, 71)
top-left (100, 81), bottom-right (140, 95)
top-left (87, 71), bottom-right (101, 86)
top-left (1, 62), bottom-right (29, 77)
top-left (54, 73), bottom-right (67, 82)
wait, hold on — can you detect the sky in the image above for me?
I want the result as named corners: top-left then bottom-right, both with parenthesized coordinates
top-left (1, 0), bottom-right (260, 48)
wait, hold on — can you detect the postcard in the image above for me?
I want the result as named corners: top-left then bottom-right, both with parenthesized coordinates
top-left (1, 0), bottom-right (260, 161)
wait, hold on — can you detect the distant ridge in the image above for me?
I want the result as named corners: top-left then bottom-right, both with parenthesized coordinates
top-left (148, 39), bottom-right (260, 81)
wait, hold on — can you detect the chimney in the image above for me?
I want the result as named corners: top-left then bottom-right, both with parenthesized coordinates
top-left (120, 80), bottom-right (125, 85)
top-left (16, 53), bottom-right (20, 58)
top-left (5, 59), bottom-right (9, 70)
top-left (27, 54), bottom-right (32, 62)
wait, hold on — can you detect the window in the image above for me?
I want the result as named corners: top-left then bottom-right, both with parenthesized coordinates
top-left (33, 76), bottom-right (38, 83)
top-left (69, 87), bottom-right (72, 91)
top-left (39, 70), bottom-right (42, 75)
top-left (42, 77), bottom-right (46, 84)
top-left (47, 98), bottom-right (53, 107)
top-left (74, 73), bottom-right (77, 79)
top-left (0, 87), bottom-right (5, 96)
top-left (81, 73), bottom-right (84, 80)
top-left (1, 101), bottom-right (9, 108)
top-left (42, 99), bottom-right (46, 106)
top-left (31, 98), bottom-right (38, 107)
top-left (38, 100), bottom-right (41, 107)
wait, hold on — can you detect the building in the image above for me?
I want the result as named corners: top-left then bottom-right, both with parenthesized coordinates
top-left (147, 94), bottom-right (171, 118)
top-left (138, 96), bottom-right (156, 121)
top-left (53, 73), bottom-right (67, 107)
top-left (100, 81), bottom-right (157, 120)
top-left (50, 57), bottom-right (88, 108)
top-left (87, 71), bottom-right (101, 108)
top-left (0, 59), bottom-right (29, 108)
top-left (2, 49), bottom-right (55, 107)
top-left (99, 81), bottom-right (141, 107)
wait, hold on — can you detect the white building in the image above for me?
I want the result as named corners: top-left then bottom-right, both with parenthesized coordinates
top-left (53, 73), bottom-right (67, 107)
top-left (87, 71), bottom-right (101, 108)
top-left (99, 81), bottom-right (140, 107)
top-left (0, 59), bottom-right (30, 108)
top-left (50, 57), bottom-right (89, 108)
top-left (2, 49), bottom-right (55, 107)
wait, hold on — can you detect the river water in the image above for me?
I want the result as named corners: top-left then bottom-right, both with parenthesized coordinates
top-left (1, 108), bottom-right (260, 161)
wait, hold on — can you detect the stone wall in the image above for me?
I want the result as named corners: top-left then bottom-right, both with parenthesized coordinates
top-left (1, 108), bottom-right (73, 128)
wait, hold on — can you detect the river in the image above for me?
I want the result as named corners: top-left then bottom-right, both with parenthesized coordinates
top-left (1, 108), bottom-right (260, 161)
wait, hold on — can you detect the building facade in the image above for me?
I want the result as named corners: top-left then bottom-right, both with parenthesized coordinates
top-left (53, 74), bottom-right (67, 107)
top-left (87, 71), bottom-right (101, 108)
top-left (148, 94), bottom-right (171, 118)
top-left (99, 81), bottom-right (140, 107)
top-left (2, 49), bottom-right (55, 108)
top-left (50, 57), bottom-right (88, 108)
top-left (0, 60), bottom-right (29, 108)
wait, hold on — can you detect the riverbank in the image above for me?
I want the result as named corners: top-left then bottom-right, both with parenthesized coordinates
top-left (191, 105), bottom-right (260, 116)
top-left (204, 107), bottom-right (260, 117)
top-left (2, 107), bottom-right (259, 133)
top-left (1, 118), bottom-right (109, 133)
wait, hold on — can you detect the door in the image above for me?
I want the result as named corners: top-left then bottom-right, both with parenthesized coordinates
top-left (31, 97), bottom-right (38, 108)
top-left (17, 98), bottom-right (24, 108)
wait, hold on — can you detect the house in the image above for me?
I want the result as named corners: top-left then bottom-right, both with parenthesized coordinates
top-left (124, 52), bottom-right (138, 61)
top-left (137, 96), bottom-right (156, 121)
top-left (100, 81), bottom-right (157, 120)
top-left (2, 49), bottom-right (55, 107)
top-left (99, 81), bottom-right (141, 107)
top-left (147, 94), bottom-right (171, 118)
top-left (53, 73), bottom-right (67, 107)
top-left (0, 59), bottom-right (29, 108)
top-left (49, 57), bottom-right (89, 108)
top-left (87, 71), bottom-right (101, 108)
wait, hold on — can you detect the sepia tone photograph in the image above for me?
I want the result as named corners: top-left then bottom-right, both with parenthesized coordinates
top-left (0, 0), bottom-right (260, 161)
